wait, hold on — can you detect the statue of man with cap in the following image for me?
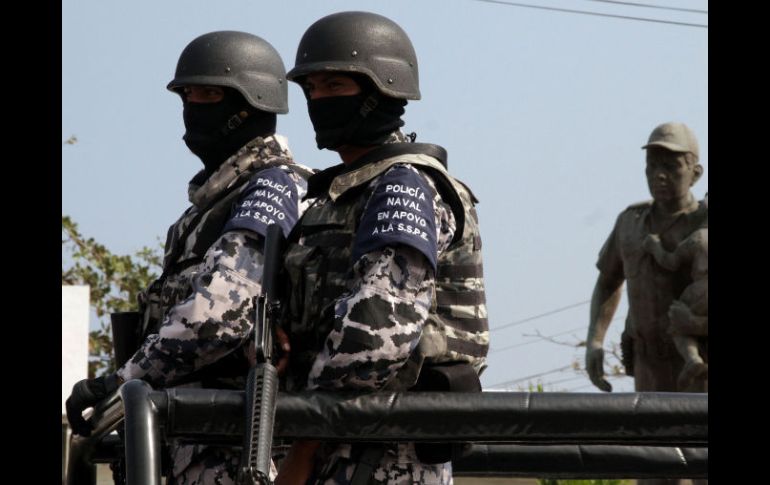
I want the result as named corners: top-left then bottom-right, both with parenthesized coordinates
top-left (585, 122), bottom-right (707, 403)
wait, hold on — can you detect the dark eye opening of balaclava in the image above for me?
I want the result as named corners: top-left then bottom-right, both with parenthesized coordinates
top-left (182, 87), bottom-right (277, 175)
top-left (306, 74), bottom-right (407, 150)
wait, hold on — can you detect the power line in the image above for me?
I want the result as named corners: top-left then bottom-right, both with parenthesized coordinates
top-left (490, 325), bottom-right (586, 353)
top-left (492, 374), bottom-right (585, 390)
top-left (489, 364), bottom-right (574, 388)
top-left (582, 0), bottom-right (707, 14)
top-left (488, 324), bottom-right (631, 387)
top-left (490, 300), bottom-right (590, 332)
top-left (541, 374), bottom-right (586, 386)
top-left (490, 313), bottom-right (626, 353)
top-left (470, 0), bottom-right (708, 28)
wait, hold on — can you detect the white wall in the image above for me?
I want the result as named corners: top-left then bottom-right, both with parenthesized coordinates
top-left (62, 285), bottom-right (90, 416)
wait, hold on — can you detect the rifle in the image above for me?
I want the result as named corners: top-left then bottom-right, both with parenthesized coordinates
top-left (238, 223), bottom-right (285, 485)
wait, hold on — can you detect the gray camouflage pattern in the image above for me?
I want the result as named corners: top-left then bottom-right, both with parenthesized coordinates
top-left (118, 134), bottom-right (310, 484)
top-left (317, 444), bottom-right (452, 485)
top-left (308, 245), bottom-right (435, 390)
top-left (167, 444), bottom-right (278, 485)
top-left (119, 230), bottom-right (265, 386)
top-left (119, 135), bottom-right (310, 386)
top-left (284, 135), bottom-right (457, 483)
top-left (303, 163), bottom-right (456, 391)
top-left (321, 137), bottom-right (489, 386)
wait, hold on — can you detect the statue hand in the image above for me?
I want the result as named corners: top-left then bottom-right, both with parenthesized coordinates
top-left (586, 346), bottom-right (612, 392)
top-left (668, 300), bottom-right (694, 335)
top-left (642, 234), bottom-right (661, 254)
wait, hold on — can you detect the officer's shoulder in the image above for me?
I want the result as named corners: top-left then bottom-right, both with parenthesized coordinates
top-left (451, 176), bottom-right (479, 204)
top-left (381, 161), bottom-right (438, 186)
top-left (224, 164), bottom-right (302, 238)
top-left (386, 160), bottom-right (422, 173)
top-left (283, 161), bottom-right (317, 180)
top-left (246, 161), bottom-right (314, 183)
top-left (246, 165), bottom-right (290, 183)
top-left (238, 166), bottom-right (301, 200)
top-left (363, 164), bottom-right (436, 203)
top-left (369, 162), bottom-right (427, 185)
top-left (293, 161), bottom-right (318, 173)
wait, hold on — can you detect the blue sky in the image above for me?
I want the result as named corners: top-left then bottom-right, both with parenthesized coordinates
top-left (62, 0), bottom-right (708, 392)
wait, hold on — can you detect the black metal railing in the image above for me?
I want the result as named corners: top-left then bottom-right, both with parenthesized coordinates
top-left (66, 380), bottom-right (708, 484)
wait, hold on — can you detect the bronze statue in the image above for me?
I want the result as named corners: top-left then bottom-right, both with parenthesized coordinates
top-left (643, 192), bottom-right (708, 391)
top-left (585, 122), bottom-right (708, 485)
top-left (586, 122), bottom-right (707, 395)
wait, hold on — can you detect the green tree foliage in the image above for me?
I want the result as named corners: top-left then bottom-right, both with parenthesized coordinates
top-left (62, 215), bottom-right (162, 378)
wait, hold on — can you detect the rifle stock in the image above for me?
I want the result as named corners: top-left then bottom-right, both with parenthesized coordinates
top-left (238, 223), bottom-right (285, 485)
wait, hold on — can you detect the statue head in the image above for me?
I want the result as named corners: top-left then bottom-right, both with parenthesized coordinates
top-left (642, 122), bottom-right (703, 205)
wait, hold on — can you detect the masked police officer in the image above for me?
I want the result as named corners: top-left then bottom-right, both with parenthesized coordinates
top-left (65, 31), bottom-right (313, 484)
top-left (275, 12), bottom-right (489, 485)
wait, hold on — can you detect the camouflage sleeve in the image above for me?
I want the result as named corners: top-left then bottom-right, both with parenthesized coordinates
top-left (117, 230), bottom-right (264, 387)
top-left (307, 169), bottom-right (456, 391)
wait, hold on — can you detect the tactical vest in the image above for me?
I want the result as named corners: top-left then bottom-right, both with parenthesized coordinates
top-left (424, 178), bottom-right (488, 372)
top-left (284, 153), bottom-right (488, 391)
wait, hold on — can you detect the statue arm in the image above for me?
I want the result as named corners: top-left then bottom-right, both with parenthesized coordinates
top-left (669, 300), bottom-right (708, 336)
top-left (642, 234), bottom-right (682, 271)
top-left (688, 314), bottom-right (708, 335)
top-left (585, 271), bottom-right (624, 392)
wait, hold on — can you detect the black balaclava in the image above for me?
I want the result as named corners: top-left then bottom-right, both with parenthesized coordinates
top-left (183, 87), bottom-right (277, 175)
top-left (306, 77), bottom-right (406, 150)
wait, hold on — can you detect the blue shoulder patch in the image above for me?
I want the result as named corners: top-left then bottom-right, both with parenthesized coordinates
top-left (352, 165), bottom-right (438, 271)
top-left (223, 167), bottom-right (299, 238)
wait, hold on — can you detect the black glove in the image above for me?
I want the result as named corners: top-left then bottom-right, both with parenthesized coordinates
top-left (65, 373), bottom-right (121, 437)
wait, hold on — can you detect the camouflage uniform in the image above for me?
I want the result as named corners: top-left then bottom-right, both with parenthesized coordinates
top-left (118, 134), bottom-right (312, 484)
top-left (285, 131), bottom-right (471, 484)
top-left (317, 444), bottom-right (453, 485)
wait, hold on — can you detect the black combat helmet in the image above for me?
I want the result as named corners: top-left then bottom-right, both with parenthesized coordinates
top-left (287, 12), bottom-right (420, 100)
top-left (168, 31), bottom-right (288, 113)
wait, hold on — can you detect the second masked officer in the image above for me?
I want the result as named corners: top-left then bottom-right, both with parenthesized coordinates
top-left (275, 12), bottom-right (489, 485)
